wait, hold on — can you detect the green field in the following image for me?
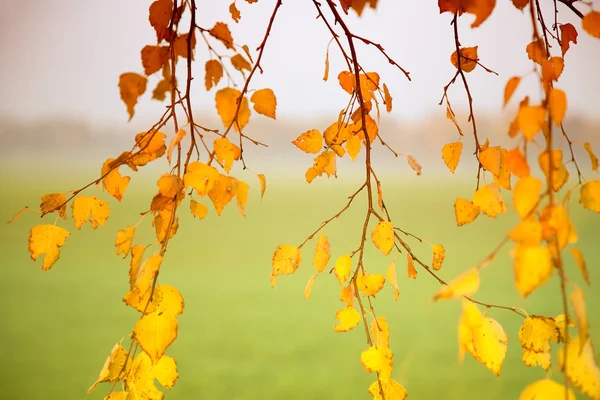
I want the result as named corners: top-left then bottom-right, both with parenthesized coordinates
top-left (1, 165), bottom-right (598, 400)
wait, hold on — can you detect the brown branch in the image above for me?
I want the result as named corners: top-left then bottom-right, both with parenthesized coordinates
top-left (557, 0), bottom-right (583, 19)
top-left (351, 33), bottom-right (411, 81)
top-left (560, 124), bottom-right (584, 184)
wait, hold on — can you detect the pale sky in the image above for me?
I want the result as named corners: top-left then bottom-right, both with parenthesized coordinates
top-left (0, 0), bottom-right (598, 125)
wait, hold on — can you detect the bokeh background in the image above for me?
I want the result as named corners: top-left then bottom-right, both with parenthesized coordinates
top-left (1, 1), bottom-right (599, 399)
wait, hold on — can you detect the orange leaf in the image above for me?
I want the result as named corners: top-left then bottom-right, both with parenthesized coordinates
top-left (338, 71), bottom-right (354, 94)
top-left (450, 46), bottom-right (478, 72)
top-left (559, 23), bottom-right (578, 55)
top-left (454, 197), bottom-right (480, 226)
top-left (407, 155), bottom-right (422, 176)
top-left (72, 196), bottom-right (110, 230)
top-left (250, 88), bottom-right (277, 119)
top-left (141, 45), bottom-right (169, 76)
top-left (233, 178), bottom-right (249, 216)
top-left (517, 105), bottom-right (546, 141)
top-left (463, 0), bottom-right (496, 28)
top-left (583, 142), bottom-right (599, 172)
top-left (167, 128), bottom-right (186, 164)
top-left (526, 39), bottom-right (546, 65)
top-left (205, 60), bottom-right (223, 91)
top-left (538, 149), bottom-right (569, 192)
top-left (213, 137), bottom-right (241, 173)
top-left (270, 245), bottom-right (302, 288)
top-left (184, 162), bottom-right (219, 196)
top-left (230, 53), bottom-right (252, 73)
top-left (215, 87), bottom-right (250, 131)
top-left (505, 147), bottom-right (530, 178)
top-left (292, 129), bottom-right (323, 154)
top-left (149, 0), bottom-right (173, 42)
top-left (549, 88), bottom-right (567, 125)
top-left (119, 73), bottom-right (147, 121)
top-left (383, 83), bottom-right (392, 112)
top-left (173, 32), bottom-right (196, 59)
top-left (503, 76), bottom-right (521, 107)
top-left (208, 174), bottom-right (236, 215)
top-left (511, 0), bottom-right (528, 10)
top-left (407, 253), bottom-right (417, 279)
top-left (209, 22), bottom-right (234, 49)
top-left (229, 2), bottom-right (241, 22)
top-left (582, 10), bottom-right (600, 38)
top-left (101, 159), bottom-right (130, 201)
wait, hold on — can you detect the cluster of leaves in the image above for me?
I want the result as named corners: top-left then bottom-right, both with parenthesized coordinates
top-left (9, 0), bottom-right (600, 399)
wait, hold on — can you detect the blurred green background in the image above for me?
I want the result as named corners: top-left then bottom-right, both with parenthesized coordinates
top-left (1, 163), bottom-right (598, 400)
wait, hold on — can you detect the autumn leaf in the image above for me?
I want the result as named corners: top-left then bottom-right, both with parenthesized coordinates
top-left (350, 0), bottom-right (379, 16)
top-left (250, 88), bottom-right (277, 119)
top-left (539, 149), bottom-right (569, 192)
top-left (464, 0), bottom-right (496, 28)
top-left (478, 145), bottom-right (503, 177)
top-left (132, 254), bottom-right (163, 295)
top-left (517, 105), bottom-right (545, 141)
top-left (450, 46), bottom-right (478, 72)
top-left (560, 23), bottom-right (578, 55)
top-left (371, 221), bottom-right (394, 256)
top-left (407, 155), bottom-right (422, 176)
top-left (149, 0), bottom-right (173, 42)
top-left (72, 196), bottom-right (110, 230)
top-left (190, 199), bottom-right (208, 220)
top-left (368, 379), bottom-right (408, 400)
top-left (571, 286), bottom-right (589, 352)
top-left (270, 245), bottom-right (302, 288)
top-left (334, 306), bottom-right (360, 332)
top-left (512, 244), bottom-right (552, 297)
top-left (28, 224), bottom-right (70, 271)
top-left (141, 45), bottom-right (169, 76)
top-left (582, 10), bottom-right (600, 38)
top-left (505, 147), bottom-right (530, 178)
top-left (115, 226), bottom-right (135, 258)
top-left (233, 178), bottom-right (249, 216)
top-left (87, 343), bottom-right (129, 392)
top-left (231, 53), bottom-right (251, 73)
top-left (386, 260), bottom-right (400, 301)
top-left (361, 345), bottom-right (393, 381)
top-left (312, 234), bottom-right (330, 273)
top-left (334, 254), bottom-right (352, 285)
top-left (580, 180), bottom-right (600, 213)
top-left (539, 204), bottom-right (577, 249)
top-left (357, 273), bottom-right (385, 296)
top-left (338, 71), bottom-right (354, 94)
top-left (215, 87), bottom-right (250, 131)
top-left (471, 317), bottom-right (508, 376)
top-left (458, 299), bottom-right (484, 364)
top-left (442, 142), bottom-right (463, 173)
top-left (549, 87), bottom-right (567, 125)
top-left (209, 22), bottom-right (234, 49)
top-left (511, 0), bottom-right (528, 10)
top-left (558, 336), bottom-right (600, 399)
top-left (101, 159), bottom-right (130, 201)
top-left (473, 183), bottom-right (507, 218)
top-left (518, 316), bottom-right (559, 370)
top-left (570, 247), bottom-right (590, 284)
top-left (509, 220), bottom-right (542, 246)
top-left (503, 76), bottom-right (521, 107)
top-left (383, 83), bottom-right (392, 112)
top-left (292, 129), bottom-right (323, 154)
top-left (213, 137), bottom-right (241, 173)
top-left (433, 268), bottom-right (480, 301)
top-left (166, 129), bottom-right (186, 164)
top-left (454, 198), bottom-right (480, 226)
top-left (583, 142), bottom-right (599, 171)
top-left (257, 174), bottom-right (266, 198)
top-left (134, 310), bottom-right (178, 364)
top-left (322, 43), bottom-right (330, 81)
top-left (519, 379), bottom-right (575, 400)
top-left (119, 73), bottom-right (147, 120)
top-left (406, 253), bottom-right (417, 279)
top-left (229, 2), bottom-right (241, 22)
top-left (124, 284), bottom-right (184, 316)
top-left (513, 176), bottom-right (542, 219)
top-left (304, 273), bottom-right (318, 300)
top-left (184, 162), bottom-right (219, 196)
top-left (208, 174), bottom-right (236, 215)
top-left (205, 60), bottom-right (223, 91)
top-left (40, 193), bottom-right (67, 218)
top-left (432, 244), bottom-right (445, 271)
top-left (526, 39), bottom-right (546, 65)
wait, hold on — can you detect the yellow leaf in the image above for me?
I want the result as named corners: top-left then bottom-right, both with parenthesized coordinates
top-left (154, 354), bottom-right (179, 389)
top-left (312, 234), bottom-right (330, 273)
top-left (361, 346), bottom-right (394, 381)
top-left (549, 87), bottom-right (567, 125)
top-left (152, 209), bottom-right (179, 243)
top-left (432, 244), bottom-right (445, 271)
top-left (473, 183), bottom-right (507, 218)
top-left (250, 88), bottom-right (277, 119)
top-left (571, 286), bottom-right (589, 352)
top-left (119, 72), bottom-right (147, 120)
top-left (518, 316), bottom-right (559, 369)
top-left (580, 180), bottom-right (600, 213)
top-left (446, 107), bottom-right (464, 136)
top-left (72, 196), bottom-right (110, 230)
top-left (450, 46), bottom-right (478, 72)
top-left (442, 142), bottom-right (463, 173)
top-left (346, 134), bottom-right (361, 161)
top-left (207, 174), bottom-right (236, 215)
top-left (292, 129), bottom-right (323, 154)
top-left (385, 260), bottom-right (399, 301)
top-left (183, 162), bottom-right (219, 196)
top-left (454, 197), bottom-right (480, 226)
top-left (40, 193), bottom-right (67, 218)
top-left (230, 53), bottom-right (251, 73)
top-left (458, 299), bottom-right (484, 364)
top-left (512, 244), bottom-right (552, 297)
top-left (334, 254), bottom-right (352, 285)
top-left (123, 284), bottom-right (184, 316)
top-left (371, 221), bottom-right (394, 256)
top-left (503, 76), bottom-right (521, 107)
top-left (270, 245), bottom-right (302, 288)
top-left (132, 254), bottom-right (163, 296)
top-left (104, 392), bottom-right (128, 400)
top-left (539, 204), bottom-right (577, 249)
top-left (406, 253), bottom-right (417, 279)
top-left (128, 245), bottom-right (148, 290)
top-left (213, 137), bottom-right (241, 173)
top-left (518, 105), bottom-right (546, 140)
top-left (558, 336), bottom-right (600, 399)
top-left (190, 199), bottom-right (208, 220)
top-left (334, 306), bottom-right (360, 332)
top-left (306, 150), bottom-right (337, 183)
top-left (339, 284), bottom-right (354, 307)
top-left (513, 176), bottom-right (542, 219)
top-left (584, 142), bottom-right (599, 171)
top-left (522, 349), bottom-right (552, 370)
top-left (433, 268), bottom-right (480, 301)
top-left (115, 226), bottom-right (135, 258)
top-left (570, 247), bottom-right (590, 284)
top-left (479, 146), bottom-right (502, 177)
top-left (87, 343), bottom-right (129, 393)
top-left (371, 317), bottom-right (390, 348)
top-left (539, 149), bottom-right (569, 192)
top-left (209, 22), bottom-right (234, 49)
top-left (257, 173), bottom-right (266, 198)
top-left (519, 379), bottom-right (576, 400)
top-left (134, 310), bottom-right (178, 364)
top-left (101, 159), bottom-right (130, 201)
top-left (357, 273), bottom-right (385, 296)
top-left (132, 131), bottom-right (167, 166)
top-left (383, 83), bottom-right (392, 112)
top-left (509, 220), bottom-right (542, 245)
top-left (205, 59), bottom-right (223, 91)
top-left (233, 178), bottom-right (249, 217)
top-left (582, 10), bottom-right (600, 38)
top-left (471, 317), bottom-right (508, 376)
top-left (304, 273), bottom-right (318, 300)
top-left (215, 87), bottom-right (250, 131)
top-left (368, 379), bottom-right (408, 400)
top-left (167, 128), bottom-right (186, 164)
top-left (127, 351), bottom-right (164, 399)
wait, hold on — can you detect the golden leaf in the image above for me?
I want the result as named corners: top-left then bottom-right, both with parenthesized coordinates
top-left (570, 247), bottom-right (590, 284)
top-left (357, 273), bottom-right (385, 296)
top-left (471, 317), bottom-right (508, 376)
top-left (371, 317), bottom-right (390, 348)
top-left (339, 284), bottom-right (354, 307)
top-left (154, 354), bottom-right (179, 389)
top-left (458, 299), bottom-right (484, 364)
top-left (189, 199), bottom-right (208, 220)
top-left (539, 149), bottom-right (569, 192)
top-left (213, 137), bottom-right (241, 173)
top-left (334, 306), bottom-right (360, 332)
top-left (479, 146), bottom-right (502, 177)
top-left (549, 87), bottom-right (567, 125)
top-left (229, 2), bottom-right (241, 22)
top-left (505, 147), bottom-right (530, 178)
top-left (406, 253), bottom-right (417, 279)
top-left (72, 196), bottom-right (110, 230)
top-left (119, 73), bottom-right (147, 121)
top-left (509, 220), bottom-right (542, 245)
top-left (385, 260), bottom-right (399, 301)
top-left (115, 226), bottom-right (135, 258)
top-left (205, 60), bottom-right (223, 91)
top-left (209, 22), bottom-right (234, 49)
top-left (270, 245), bottom-right (302, 288)
top-left (141, 45), bottom-right (169, 76)
top-left (101, 159), bottom-right (130, 201)
top-left (368, 379), bottom-right (408, 400)
top-left (334, 254), bottom-right (352, 285)
top-left (87, 343), bottom-right (129, 393)
top-left (503, 76), bottom-right (521, 107)
top-left (167, 129), bottom-right (186, 164)
top-left (292, 129), bottom-right (323, 154)
top-left (473, 183), bottom-right (507, 218)
top-left (323, 121), bottom-right (351, 146)
top-left (360, 345), bottom-right (393, 381)
top-left (257, 174), bottom-right (266, 198)
top-left (128, 245), bottom-right (148, 290)
top-left (304, 273), bottom-right (318, 300)
top-left (519, 379), bottom-right (575, 400)
top-left (346, 134), bottom-right (361, 161)
top-left (582, 10), bottom-right (600, 38)
top-left (371, 221), bottom-right (394, 256)
top-left (526, 39), bottom-right (546, 65)
top-left (132, 254), bottom-right (163, 296)
top-left (127, 352), bottom-right (164, 399)
top-left (250, 88), bottom-right (277, 119)
top-left (183, 162), bottom-right (219, 196)
top-left (558, 337), bottom-right (600, 399)
top-left (512, 244), bottom-right (552, 297)
top-left (40, 193), bottom-right (67, 218)
top-left (513, 176), bottom-right (542, 219)
top-left (583, 142), bottom-right (599, 171)
top-left (215, 87), bottom-right (250, 131)
top-left (231, 53), bottom-right (251, 73)
top-left (133, 310), bottom-right (178, 364)
top-left (539, 204), bottom-right (577, 249)
top-left (433, 268), bottom-right (480, 301)
top-left (383, 83), bottom-right (392, 112)
top-left (442, 142), bottom-right (463, 173)
top-left (454, 197), bottom-right (480, 226)
top-left (432, 244), bottom-right (445, 271)
top-left (518, 315), bottom-right (559, 369)
top-left (450, 46), bottom-right (478, 72)
top-left (233, 178), bottom-right (249, 216)
top-left (208, 174), bottom-right (236, 215)
top-left (312, 234), bottom-right (330, 273)
top-left (571, 286), bottom-right (589, 352)
top-left (580, 180), bottom-right (600, 213)
top-left (517, 105), bottom-right (546, 141)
